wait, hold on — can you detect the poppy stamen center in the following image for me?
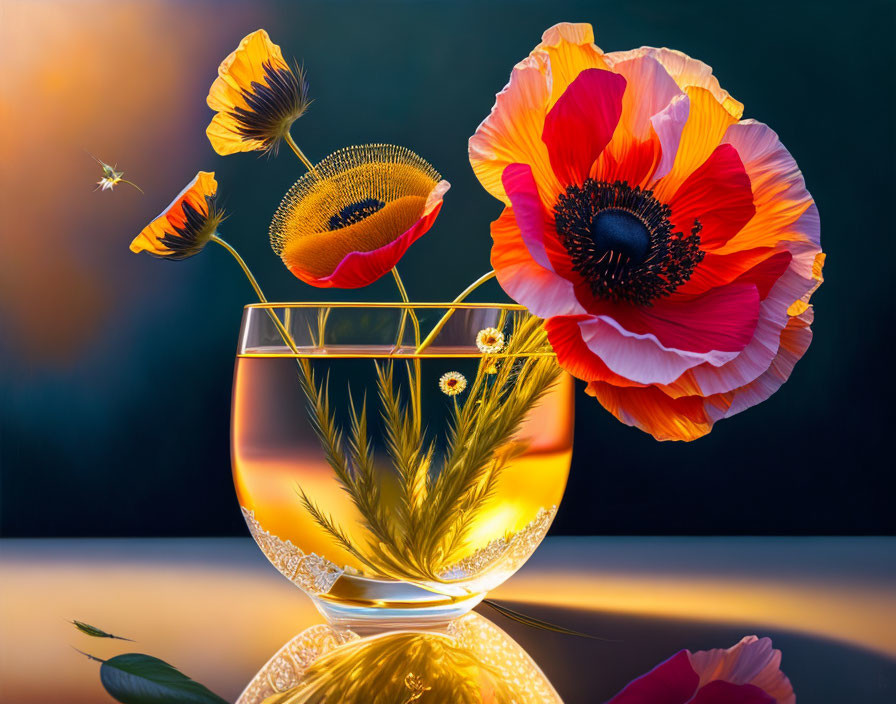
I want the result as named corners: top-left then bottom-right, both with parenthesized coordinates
top-left (328, 197), bottom-right (386, 230)
top-left (591, 209), bottom-right (650, 264)
top-left (554, 179), bottom-right (704, 306)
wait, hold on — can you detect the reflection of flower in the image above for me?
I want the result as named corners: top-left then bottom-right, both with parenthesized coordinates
top-left (470, 22), bottom-right (823, 441)
top-left (476, 327), bottom-right (505, 354)
top-left (270, 144), bottom-right (449, 288)
top-left (130, 172), bottom-right (222, 259)
top-left (608, 636), bottom-right (794, 704)
top-left (439, 371), bottom-right (467, 396)
top-left (206, 29), bottom-right (310, 156)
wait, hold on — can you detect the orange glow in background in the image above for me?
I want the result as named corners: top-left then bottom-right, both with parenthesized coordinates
top-left (0, 0), bottom-right (267, 362)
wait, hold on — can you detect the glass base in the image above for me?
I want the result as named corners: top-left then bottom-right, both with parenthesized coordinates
top-left (311, 572), bottom-right (485, 629)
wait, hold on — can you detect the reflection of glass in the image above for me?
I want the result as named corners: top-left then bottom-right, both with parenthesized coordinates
top-left (233, 304), bottom-right (574, 624)
top-left (236, 612), bottom-right (562, 704)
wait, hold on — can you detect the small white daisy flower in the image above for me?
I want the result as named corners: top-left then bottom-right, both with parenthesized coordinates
top-left (439, 371), bottom-right (467, 396)
top-left (476, 327), bottom-right (505, 354)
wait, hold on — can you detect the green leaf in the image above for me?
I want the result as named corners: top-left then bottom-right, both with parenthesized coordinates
top-left (71, 619), bottom-right (134, 641)
top-left (98, 653), bottom-right (228, 704)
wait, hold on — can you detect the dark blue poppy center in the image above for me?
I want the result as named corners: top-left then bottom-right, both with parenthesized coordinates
top-left (328, 197), bottom-right (386, 230)
top-left (591, 209), bottom-right (650, 264)
top-left (553, 179), bottom-right (704, 305)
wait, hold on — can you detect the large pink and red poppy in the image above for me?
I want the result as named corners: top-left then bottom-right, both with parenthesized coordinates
top-left (608, 636), bottom-right (795, 704)
top-left (469, 23), bottom-right (823, 441)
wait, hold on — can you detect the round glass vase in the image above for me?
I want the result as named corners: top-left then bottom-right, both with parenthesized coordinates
top-left (232, 303), bottom-right (573, 626)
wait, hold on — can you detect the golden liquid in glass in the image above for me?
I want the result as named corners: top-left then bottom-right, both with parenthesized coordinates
top-left (232, 348), bottom-right (573, 610)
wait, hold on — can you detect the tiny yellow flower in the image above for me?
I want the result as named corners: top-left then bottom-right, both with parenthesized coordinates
top-left (91, 155), bottom-right (142, 193)
top-left (476, 327), bottom-right (505, 354)
top-left (439, 371), bottom-right (467, 396)
top-left (485, 361), bottom-right (499, 375)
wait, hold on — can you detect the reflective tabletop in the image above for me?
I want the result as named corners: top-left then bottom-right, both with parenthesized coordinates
top-left (2, 537), bottom-right (894, 702)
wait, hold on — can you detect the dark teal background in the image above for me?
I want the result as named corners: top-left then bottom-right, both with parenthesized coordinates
top-left (2, 0), bottom-right (894, 536)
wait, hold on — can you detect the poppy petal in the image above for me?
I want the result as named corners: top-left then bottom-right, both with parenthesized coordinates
top-left (590, 53), bottom-right (681, 186)
top-left (572, 314), bottom-right (728, 385)
top-left (206, 111), bottom-right (264, 156)
top-left (545, 315), bottom-right (644, 386)
top-left (542, 68), bottom-right (626, 186)
top-left (717, 120), bottom-right (817, 254)
top-left (500, 163), bottom-right (555, 271)
top-left (606, 46), bottom-right (743, 119)
top-left (689, 681), bottom-right (775, 704)
top-left (688, 237), bottom-right (818, 396)
top-left (689, 636), bottom-right (795, 704)
top-left (610, 282), bottom-right (761, 355)
top-left (592, 133), bottom-right (662, 188)
top-left (207, 30), bottom-right (285, 113)
top-left (717, 310), bottom-right (813, 422)
top-left (652, 86), bottom-right (740, 201)
top-left (502, 163), bottom-right (580, 278)
top-left (606, 650), bottom-right (699, 703)
top-left (676, 247), bottom-right (775, 297)
top-left (667, 143), bottom-right (755, 250)
top-left (608, 54), bottom-right (682, 141)
top-left (491, 207), bottom-right (585, 318)
top-left (469, 55), bottom-right (562, 207)
top-left (532, 22), bottom-right (610, 108)
top-left (650, 93), bottom-right (691, 181)
top-left (587, 382), bottom-right (718, 442)
top-left (732, 251), bottom-right (792, 300)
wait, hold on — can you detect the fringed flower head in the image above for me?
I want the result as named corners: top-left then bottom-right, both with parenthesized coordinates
top-left (206, 29), bottom-right (310, 156)
top-left (476, 327), bottom-right (505, 354)
top-left (270, 144), bottom-right (450, 288)
top-left (439, 371), bottom-right (467, 396)
top-left (470, 22), bottom-right (823, 441)
top-left (130, 172), bottom-right (222, 259)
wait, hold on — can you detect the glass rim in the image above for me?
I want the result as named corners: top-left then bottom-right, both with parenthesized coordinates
top-left (243, 301), bottom-right (529, 311)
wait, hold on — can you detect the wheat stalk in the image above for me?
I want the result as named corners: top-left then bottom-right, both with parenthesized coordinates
top-left (295, 313), bottom-right (560, 584)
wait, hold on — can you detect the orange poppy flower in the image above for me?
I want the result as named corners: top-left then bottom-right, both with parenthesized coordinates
top-left (206, 29), bottom-right (310, 155)
top-left (270, 144), bottom-right (449, 288)
top-left (130, 171), bottom-right (222, 259)
top-left (469, 23), bottom-right (823, 441)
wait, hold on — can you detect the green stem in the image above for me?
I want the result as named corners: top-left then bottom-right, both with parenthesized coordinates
top-left (390, 268), bottom-right (423, 452)
top-left (210, 234), bottom-right (297, 353)
top-left (284, 130), bottom-right (316, 173)
top-left (121, 179), bottom-right (144, 194)
top-left (391, 267), bottom-right (421, 349)
top-left (415, 270), bottom-right (497, 354)
top-left (211, 235), bottom-right (267, 302)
